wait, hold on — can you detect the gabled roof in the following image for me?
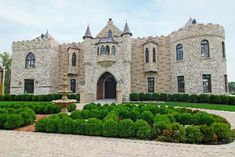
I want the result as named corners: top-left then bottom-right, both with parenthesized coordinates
top-left (143, 39), bottom-right (158, 46)
top-left (96, 18), bottom-right (122, 38)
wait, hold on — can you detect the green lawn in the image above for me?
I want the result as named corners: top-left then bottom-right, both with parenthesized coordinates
top-left (0, 101), bottom-right (50, 104)
top-left (162, 102), bottom-right (235, 112)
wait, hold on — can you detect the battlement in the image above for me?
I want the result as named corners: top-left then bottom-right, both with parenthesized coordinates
top-left (170, 22), bottom-right (224, 43)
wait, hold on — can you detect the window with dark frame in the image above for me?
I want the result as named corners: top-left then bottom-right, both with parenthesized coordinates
top-left (24, 79), bottom-right (34, 93)
top-left (224, 75), bottom-right (228, 93)
top-left (201, 40), bottom-right (210, 57)
top-left (25, 52), bottom-right (35, 68)
top-left (106, 45), bottom-right (110, 54)
top-left (97, 47), bottom-right (99, 55)
top-left (147, 77), bottom-right (154, 93)
top-left (153, 48), bottom-right (156, 62)
top-left (111, 46), bottom-right (116, 55)
top-left (70, 79), bottom-right (76, 93)
top-left (222, 42), bottom-right (226, 58)
top-left (108, 30), bottom-right (112, 38)
top-left (176, 44), bottom-right (183, 61)
top-left (202, 74), bottom-right (212, 93)
top-left (72, 52), bottom-right (76, 66)
top-left (177, 76), bottom-right (185, 93)
top-left (145, 48), bottom-right (149, 63)
top-left (101, 45), bottom-right (105, 54)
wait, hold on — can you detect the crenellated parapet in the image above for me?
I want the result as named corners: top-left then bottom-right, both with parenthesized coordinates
top-left (170, 23), bottom-right (224, 43)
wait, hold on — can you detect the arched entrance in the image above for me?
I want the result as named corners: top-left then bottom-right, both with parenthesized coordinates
top-left (97, 72), bottom-right (116, 99)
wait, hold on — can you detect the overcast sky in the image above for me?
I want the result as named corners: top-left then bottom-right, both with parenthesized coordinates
top-left (0, 0), bottom-right (234, 81)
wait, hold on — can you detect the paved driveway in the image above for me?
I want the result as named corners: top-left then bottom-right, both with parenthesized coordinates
top-left (0, 106), bottom-right (235, 157)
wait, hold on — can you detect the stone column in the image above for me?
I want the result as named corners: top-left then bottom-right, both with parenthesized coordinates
top-left (116, 84), bottom-right (123, 104)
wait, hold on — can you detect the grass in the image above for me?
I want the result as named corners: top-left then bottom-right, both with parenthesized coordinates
top-left (0, 101), bottom-right (50, 104)
top-left (163, 102), bottom-right (235, 112)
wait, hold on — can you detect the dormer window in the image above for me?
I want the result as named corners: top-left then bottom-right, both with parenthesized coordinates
top-left (108, 30), bottom-right (112, 38)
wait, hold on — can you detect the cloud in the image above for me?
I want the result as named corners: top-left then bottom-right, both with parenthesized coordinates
top-left (0, 0), bottom-right (235, 81)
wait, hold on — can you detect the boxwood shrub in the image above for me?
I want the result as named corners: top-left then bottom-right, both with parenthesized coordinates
top-left (0, 107), bottom-right (36, 130)
top-left (130, 93), bottom-right (139, 101)
top-left (35, 103), bottom-right (234, 145)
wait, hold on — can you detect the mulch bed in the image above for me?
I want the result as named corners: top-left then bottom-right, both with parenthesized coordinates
top-left (14, 114), bottom-right (50, 132)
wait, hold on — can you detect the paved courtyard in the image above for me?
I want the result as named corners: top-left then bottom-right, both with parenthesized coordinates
top-left (0, 105), bottom-right (235, 157)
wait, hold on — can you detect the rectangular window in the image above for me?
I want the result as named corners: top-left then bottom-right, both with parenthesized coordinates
top-left (70, 79), bottom-right (76, 93)
top-left (24, 79), bottom-right (34, 93)
top-left (224, 75), bottom-right (228, 93)
top-left (222, 42), bottom-right (226, 58)
top-left (202, 74), bottom-right (212, 93)
top-left (177, 76), bottom-right (185, 93)
top-left (147, 77), bottom-right (155, 93)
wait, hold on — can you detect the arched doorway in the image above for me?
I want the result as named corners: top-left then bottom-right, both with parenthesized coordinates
top-left (97, 72), bottom-right (116, 99)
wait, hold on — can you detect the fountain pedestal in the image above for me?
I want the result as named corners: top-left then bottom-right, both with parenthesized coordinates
top-left (52, 74), bottom-right (77, 113)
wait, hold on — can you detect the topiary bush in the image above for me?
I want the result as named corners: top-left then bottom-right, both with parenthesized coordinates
top-left (185, 125), bottom-right (202, 144)
top-left (210, 95), bottom-right (221, 104)
top-left (200, 125), bottom-right (217, 144)
top-left (152, 93), bottom-right (160, 101)
top-left (134, 120), bottom-right (151, 139)
top-left (128, 109), bottom-right (140, 121)
top-left (58, 117), bottom-right (74, 134)
top-left (102, 119), bottom-right (119, 137)
top-left (192, 112), bottom-right (215, 126)
top-left (198, 94), bottom-right (210, 103)
top-left (228, 96), bottom-right (235, 105)
top-left (70, 110), bottom-right (81, 119)
top-left (130, 93), bottom-right (139, 101)
top-left (67, 104), bottom-right (76, 112)
top-left (220, 95), bottom-right (229, 104)
top-left (83, 118), bottom-right (103, 136)
top-left (159, 93), bottom-right (167, 101)
top-left (212, 123), bottom-right (233, 144)
top-left (141, 111), bottom-right (154, 125)
top-left (4, 114), bottom-right (23, 129)
top-left (189, 94), bottom-right (198, 103)
top-left (118, 119), bottom-right (135, 138)
top-left (174, 113), bottom-right (192, 125)
top-left (170, 122), bottom-right (186, 143)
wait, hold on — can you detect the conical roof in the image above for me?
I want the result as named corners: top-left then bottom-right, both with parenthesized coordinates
top-left (121, 22), bottom-right (132, 36)
top-left (83, 26), bottom-right (93, 39)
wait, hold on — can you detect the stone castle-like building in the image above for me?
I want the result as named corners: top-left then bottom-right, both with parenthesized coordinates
top-left (10, 18), bottom-right (228, 103)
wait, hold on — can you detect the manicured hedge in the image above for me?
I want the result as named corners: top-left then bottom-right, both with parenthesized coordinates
top-left (0, 93), bottom-right (80, 102)
top-left (0, 107), bottom-right (36, 129)
top-left (35, 103), bottom-right (235, 144)
top-left (129, 93), bottom-right (235, 105)
top-left (0, 102), bottom-right (76, 114)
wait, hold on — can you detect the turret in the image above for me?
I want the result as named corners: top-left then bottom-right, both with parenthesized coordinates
top-left (121, 22), bottom-right (132, 37)
top-left (83, 26), bottom-right (93, 39)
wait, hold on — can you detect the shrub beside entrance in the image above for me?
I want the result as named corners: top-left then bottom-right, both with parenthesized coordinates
top-left (35, 103), bottom-right (235, 144)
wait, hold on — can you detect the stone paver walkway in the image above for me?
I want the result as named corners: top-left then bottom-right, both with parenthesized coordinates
top-left (0, 102), bottom-right (235, 157)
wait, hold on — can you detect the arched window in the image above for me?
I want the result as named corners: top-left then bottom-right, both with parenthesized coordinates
top-left (108, 30), bottom-right (112, 38)
top-left (97, 47), bottom-right (99, 55)
top-left (176, 44), bottom-right (183, 61)
top-left (25, 52), bottom-right (35, 68)
top-left (101, 45), bottom-right (105, 54)
top-left (201, 40), bottom-right (209, 57)
top-left (111, 46), bottom-right (116, 55)
top-left (72, 52), bottom-right (76, 66)
top-left (145, 48), bottom-right (149, 63)
top-left (106, 45), bottom-right (110, 54)
top-left (153, 48), bottom-right (156, 62)
top-left (222, 41), bottom-right (226, 58)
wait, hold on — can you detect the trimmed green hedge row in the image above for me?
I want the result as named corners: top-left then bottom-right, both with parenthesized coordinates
top-left (36, 103), bottom-right (235, 144)
top-left (0, 107), bottom-right (36, 129)
top-left (0, 93), bottom-right (80, 102)
top-left (0, 102), bottom-right (76, 114)
top-left (130, 93), bottom-right (235, 105)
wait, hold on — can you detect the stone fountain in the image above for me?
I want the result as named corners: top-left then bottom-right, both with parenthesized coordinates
top-left (52, 73), bottom-right (77, 113)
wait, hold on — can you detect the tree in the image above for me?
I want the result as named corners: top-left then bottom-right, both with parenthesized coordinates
top-left (0, 52), bottom-right (12, 94)
top-left (228, 82), bottom-right (235, 94)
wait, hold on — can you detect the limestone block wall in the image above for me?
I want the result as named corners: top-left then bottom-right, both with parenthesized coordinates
top-left (170, 23), bottom-right (227, 94)
top-left (10, 38), bottom-right (60, 94)
top-left (131, 36), bottom-right (171, 93)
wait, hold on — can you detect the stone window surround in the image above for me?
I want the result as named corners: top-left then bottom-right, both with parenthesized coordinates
top-left (146, 75), bottom-right (156, 93)
top-left (25, 52), bottom-right (36, 69)
top-left (97, 44), bottom-right (117, 55)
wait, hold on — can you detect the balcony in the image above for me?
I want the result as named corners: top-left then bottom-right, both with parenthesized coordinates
top-left (97, 54), bottom-right (116, 67)
top-left (144, 63), bottom-right (157, 73)
top-left (68, 67), bottom-right (78, 75)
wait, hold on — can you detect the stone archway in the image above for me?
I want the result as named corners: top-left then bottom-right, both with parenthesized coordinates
top-left (97, 72), bottom-right (116, 99)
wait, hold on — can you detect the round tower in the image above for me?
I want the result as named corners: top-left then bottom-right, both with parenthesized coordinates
top-left (169, 19), bottom-right (227, 94)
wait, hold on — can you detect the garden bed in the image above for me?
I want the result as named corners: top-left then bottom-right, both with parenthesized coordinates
top-left (35, 103), bottom-right (235, 145)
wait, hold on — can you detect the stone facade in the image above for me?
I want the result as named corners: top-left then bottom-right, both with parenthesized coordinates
top-left (10, 18), bottom-right (228, 102)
